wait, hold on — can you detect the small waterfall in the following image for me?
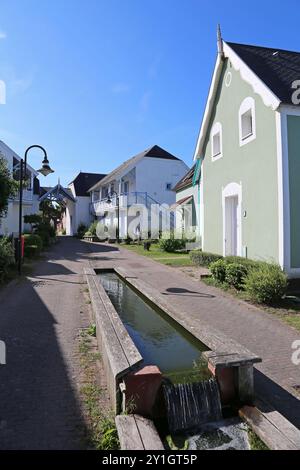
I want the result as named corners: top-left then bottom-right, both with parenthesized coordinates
top-left (163, 378), bottom-right (222, 433)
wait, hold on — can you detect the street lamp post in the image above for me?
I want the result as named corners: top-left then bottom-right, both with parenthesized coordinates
top-left (18, 145), bottom-right (54, 275)
top-left (107, 191), bottom-right (120, 243)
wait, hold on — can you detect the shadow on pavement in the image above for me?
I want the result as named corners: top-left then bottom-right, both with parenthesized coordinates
top-left (0, 276), bottom-right (87, 449)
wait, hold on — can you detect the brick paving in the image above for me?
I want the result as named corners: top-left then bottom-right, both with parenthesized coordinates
top-left (0, 237), bottom-right (300, 450)
top-left (0, 237), bottom-right (92, 449)
top-left (89, 242), bottom-right (300, 428)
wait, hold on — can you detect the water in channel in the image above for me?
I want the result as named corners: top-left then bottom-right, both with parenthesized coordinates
top-left (98, 271), bottom-right (209, 379)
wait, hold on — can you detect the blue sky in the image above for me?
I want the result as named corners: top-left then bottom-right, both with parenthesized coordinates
top-left (0, 0), bottom-right (300, 186)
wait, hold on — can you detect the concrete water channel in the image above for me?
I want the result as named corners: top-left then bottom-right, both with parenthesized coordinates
top-left (86, 268), bottom-right (259, 449)
top-left (85, 266), bottom-right (300, 450)
top-left (99, 271), bottom-right (209, 383)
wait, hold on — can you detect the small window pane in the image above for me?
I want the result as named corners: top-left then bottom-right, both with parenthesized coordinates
top-left (212, 132), bottom-right (221, 156)
top-left (241, 110), bottom-right (253, 139)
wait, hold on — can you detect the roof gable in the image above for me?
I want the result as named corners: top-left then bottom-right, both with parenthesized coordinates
top-left (89, 145), bottom-right (181, 190)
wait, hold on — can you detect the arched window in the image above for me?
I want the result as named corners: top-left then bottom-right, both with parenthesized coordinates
top-left (211, 122), bottom-right (223, 161)
top-left (239, 97), bottom-right (256, 146)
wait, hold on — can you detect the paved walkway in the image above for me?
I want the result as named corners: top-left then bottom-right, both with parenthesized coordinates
top-left (0, 237), bottom-right (92, 449)
top-left (0, 237), bottom-right (300, 450)
top-left (88, 242), bottom-right (300, 428)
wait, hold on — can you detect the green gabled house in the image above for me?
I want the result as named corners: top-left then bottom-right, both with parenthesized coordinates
top-left (194, 27), bottom-right (300, 277)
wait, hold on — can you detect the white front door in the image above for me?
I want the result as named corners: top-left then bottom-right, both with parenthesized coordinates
top-left (225, 196), bottom-right (238, 256)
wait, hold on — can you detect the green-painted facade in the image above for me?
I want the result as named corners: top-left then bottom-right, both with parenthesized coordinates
top-left (201, 59), bottom-right (279, 262)
top-left (287, 115), bottom-right (300, 268)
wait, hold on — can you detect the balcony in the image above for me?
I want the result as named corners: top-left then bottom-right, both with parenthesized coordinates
top-left (90, 192), bottom-right (159, 216)
top-left (12, 188), bottom-right (34, 203)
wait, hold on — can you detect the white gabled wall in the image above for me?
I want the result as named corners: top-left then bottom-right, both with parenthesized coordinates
top-left (135, 157), bottom-right (189, 205)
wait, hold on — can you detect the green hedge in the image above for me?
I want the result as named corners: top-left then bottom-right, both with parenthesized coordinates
top-left (24, 244), bottom-right (40, 258)
top-left (210, 259), bottom-right (227, 282)
top-left (244, 264), bottom-right (287, 304)
top-left (225, 263), bottom-right (248, 289)
top-left (159, 235), bottom-right (186, 253)
top-left (23, 234), bottom-right (43, 251)
top-left (210, 255), bottom-right (288, 303)
top-left (24, 234), bottom-right (43, 258)
top-left (190, 250), bottom-right (223, 267)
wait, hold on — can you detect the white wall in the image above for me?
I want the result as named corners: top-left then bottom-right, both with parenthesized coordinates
top-left (0, 141), bottom-right (39, 236)
top-left (64, 192), bottom-right (93, 236)
top-left (135, 157), bottom-right (189, 205)
top-left (75, 196), bottom-right (93, 230)
top-left (64, 200), bottom-right (76, 236)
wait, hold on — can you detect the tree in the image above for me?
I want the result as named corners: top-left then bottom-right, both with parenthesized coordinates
top-left (40, 200), bottom-right (64, 230)
top-left (0, 154), bottom-right (18, 219)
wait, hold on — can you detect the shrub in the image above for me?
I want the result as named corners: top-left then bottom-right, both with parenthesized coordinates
top-left (24, 245), bottom-right (40, 258)
top-left (23, 234), bottom-right (43, 252)
top-left (225, 256), bottom-right (262, 270)
top-left (37, 230), bottom-right (50, 247)
top-left (244, 263), bottom-right (287, 304)
top-left (84, 230), bottom-right (93, 237)
top-left (210, 259), bottom-right (227, 283)
top-left (88, 221), bottom-right (98, 236)
top-left (0, 237), bottom-right (15, 281)
top-left (225, 262), bottom-right (248, 290)
top-left (159, 232), bottom-right (186, 252)
top-left (190, 250), bottom-right (223, 267)
top-left (77, 223), bottom-right (87, 239)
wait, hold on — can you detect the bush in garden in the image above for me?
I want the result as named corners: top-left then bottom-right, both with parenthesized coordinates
top-left (23, 234), bottom-right (43, 259)
top-left (77, 223), bottom-right (87, 239)
top-left (159, 232), bottom-right (186, 252)
top-left (24, 245), bottom-right (40, 258)
top-left (225, 262), bottom-right (248, 290)
top-left (210, 259), bottom-right (227, 283)
top-left (87, 221), bottom-right (98, 236)
top-left (225, 255), bottom-right (262, 271)
top-left (244, 263), bottom-right (287, 304)
top-left (190, 250), bottom-right (223, 267)
top-left (23, 234), bottom-right (43, 252)
top-left (0, 237), bottom-right (15, 281)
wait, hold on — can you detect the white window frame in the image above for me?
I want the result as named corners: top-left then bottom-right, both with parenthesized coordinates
top-left (239, 97), bottom-right (256, 146)
top-left (211, 122), bottom-right (223, 161)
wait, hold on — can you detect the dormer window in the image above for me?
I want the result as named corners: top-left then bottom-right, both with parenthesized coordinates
top-left (211, 122), bottom-right (222, 161)
top-left (239, 97), bottom-right (256, 146)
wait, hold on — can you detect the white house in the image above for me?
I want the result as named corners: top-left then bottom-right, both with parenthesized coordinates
top-left (0, 140), bottom-right (40, 236)
top-left (63, 172), bottom-right (106, 235)
top-left (89, 145), bottom-right (189, 239)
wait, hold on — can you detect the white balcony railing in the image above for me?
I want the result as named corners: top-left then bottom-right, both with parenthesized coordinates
top-left (90, 192), bottom-right (159, 216)
top-left (12, 189), bottom-right (33, 203)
